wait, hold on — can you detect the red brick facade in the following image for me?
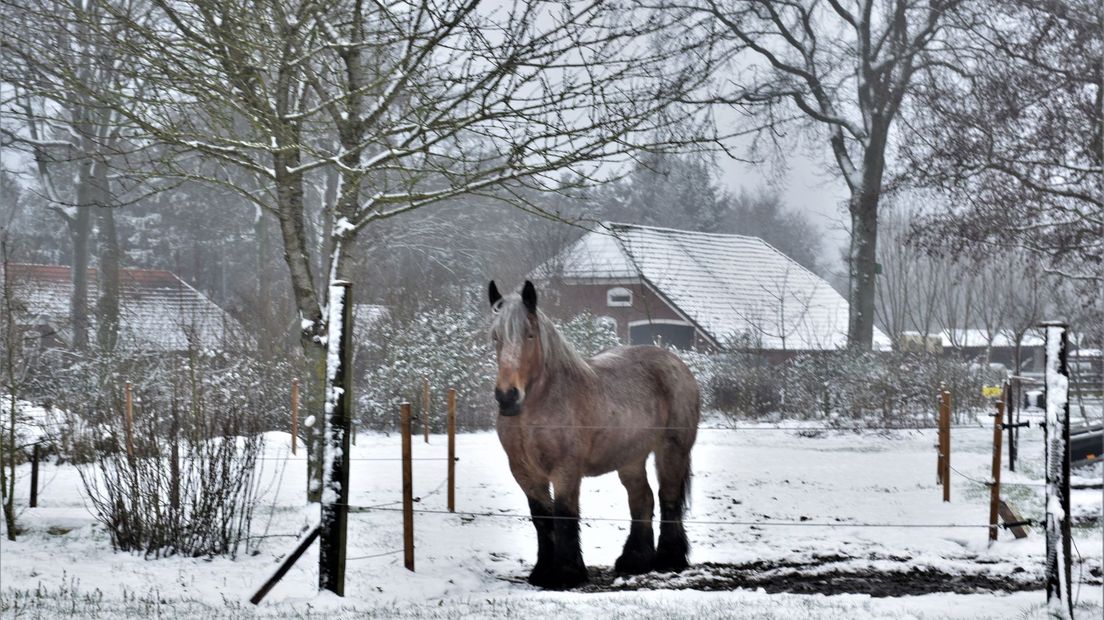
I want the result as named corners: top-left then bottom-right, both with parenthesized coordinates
top-left (538, 278), bottom-right (717, 349)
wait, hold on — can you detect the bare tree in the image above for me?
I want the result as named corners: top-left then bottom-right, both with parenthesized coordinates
top-left (904, 0), bottom-right (1103, 281)
top-left (676, 0), bottom-right (962, 348)
top-left (42, 0), bottom-right (715, 497)
top-left (0, 0), bottom-right (158, 352)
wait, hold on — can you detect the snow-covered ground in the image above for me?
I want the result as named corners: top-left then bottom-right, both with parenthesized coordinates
top-left (2, 417), bottom-right (1101, 619)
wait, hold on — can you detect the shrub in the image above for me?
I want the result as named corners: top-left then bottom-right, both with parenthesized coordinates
top-left (357, 307), bottom-right (620, 431)
top-left (676, 348), bottom-right (1002, 425)
top-left (34, 345), bottom-right (275, 558)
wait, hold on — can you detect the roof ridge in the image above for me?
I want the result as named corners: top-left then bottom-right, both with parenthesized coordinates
top-left (603, 221), bottom-right (762, 242)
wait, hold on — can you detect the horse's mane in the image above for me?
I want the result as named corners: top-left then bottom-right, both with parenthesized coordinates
top-left (493, 295), bottom-right (596, 380)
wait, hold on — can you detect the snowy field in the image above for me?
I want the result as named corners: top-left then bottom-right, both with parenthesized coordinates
top-left (2, 417), bottom-right (1102, 619)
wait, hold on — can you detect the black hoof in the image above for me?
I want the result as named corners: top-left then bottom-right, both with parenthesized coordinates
top-left (654, 549), bottom-right (689, 573)
top-left (527, 563), bottom-right (556, 587)
top-left (614, 548), bottom-right (656, 575)
top-left (537, 563), bottom-right (589, 590)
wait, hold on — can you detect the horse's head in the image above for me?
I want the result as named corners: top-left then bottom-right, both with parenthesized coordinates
top-left (488, 280), bottom-right (542, 416)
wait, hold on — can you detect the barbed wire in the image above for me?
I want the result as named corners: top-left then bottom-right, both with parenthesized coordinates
top-left (347, 548), bottom-right (404, 561)
top-left (341, 503), bottom-right (1014, 530)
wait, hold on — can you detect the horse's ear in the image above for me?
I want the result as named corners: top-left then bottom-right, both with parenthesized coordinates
top-left (521, 280), bottom-right (537, 315)
top-left (488, 281), bottom-right (502, 310)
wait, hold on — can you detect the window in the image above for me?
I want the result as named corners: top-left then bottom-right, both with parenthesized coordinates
top-left (628, 321), bottom-right (695, 349)
top-left (606, 287), bottom-right (632, 307)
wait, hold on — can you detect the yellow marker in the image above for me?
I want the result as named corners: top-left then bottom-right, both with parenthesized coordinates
top-left (982, 385), bottom-right (1003, 399)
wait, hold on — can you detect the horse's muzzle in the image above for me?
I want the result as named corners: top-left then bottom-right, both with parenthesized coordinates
top-left (495, 387), bottom-right (522, 416)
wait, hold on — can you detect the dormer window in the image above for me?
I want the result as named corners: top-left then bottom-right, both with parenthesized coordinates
top-left (606, 287), bottom-right (633, 307)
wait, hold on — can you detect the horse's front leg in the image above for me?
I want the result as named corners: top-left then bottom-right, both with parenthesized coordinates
top-left (550, 472), bottom-right (588, 588)
top-left (509, 464), bottom-right (556, 587)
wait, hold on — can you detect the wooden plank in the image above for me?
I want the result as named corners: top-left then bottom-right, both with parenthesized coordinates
top-left (250, 527), bottom-right (320, 605)
top-left (998, 500), bottom-right (1030, 539)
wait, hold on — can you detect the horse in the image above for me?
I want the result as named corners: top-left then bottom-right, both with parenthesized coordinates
top-left (487, 280), bottom-right (700, 589)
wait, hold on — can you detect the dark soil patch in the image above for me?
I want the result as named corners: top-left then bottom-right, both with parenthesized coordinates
top-left (504, 554), bottom-right (1046, 597)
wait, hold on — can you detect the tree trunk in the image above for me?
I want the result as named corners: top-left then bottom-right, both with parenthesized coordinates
top-left (94, 158), bottom-right (121, 352)
top-left (847, 188), bottom-right (880, 350)
top-left (70, 165), bottom-right (93, 351)
top-left (846, 134), bottom-right (888, 350)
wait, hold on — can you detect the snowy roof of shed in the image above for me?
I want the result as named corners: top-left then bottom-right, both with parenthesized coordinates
top-left (534, 223), bottom-right (890, 351)
top-left (902, 329), bottom-right (1046, 349)
top-left (2, 263), bottom-right (238, 352)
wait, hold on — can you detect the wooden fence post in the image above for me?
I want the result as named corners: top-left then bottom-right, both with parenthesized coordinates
top-left (1042, 321), bottom-right (1073, 619)
top-left (124, 381), bottom-right (134, 460)
top-left (319, 281), bottom-right (353, 596)
top-left (401, 402), bottom-right (415, 571)
top-left (988, 401), bottom-right (1004, 544)
top-left (291, 378), bottom-right (299, 456)
top-left (936, 385), bottom-right (944, 485)
top-left (29, 444), bottom-right (39, 508)
top-left (940, 388), bottom-right (951, 502)
top-left (1006, 378), bottom-right (1017, 472)
top-left (447, 388), bottom-right (457, 513)
top-left (423, 376), bottom-right (430, 444)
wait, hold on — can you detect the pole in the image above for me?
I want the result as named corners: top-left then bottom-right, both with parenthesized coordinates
top-left (1041, 321), bottom-right (1073, 619)
top-left (940, 388), bottom-right (951, 502)
top-left (250, 527), bottom-right (321, 605)
top-left (124, 381), bottom-right (134, 460)
top-left (29, 444), bottom-right (39, 508)
top-left (402, 402), bottom-right (415, 571)
top-left (319, 282), bottom-right (353, 596)
top-left (291, 378), bottom-right (299, 456)
top-left (423, 376), bottom-right (430, 444)
top-left (936, 385), bottom-right (944, 485)
top-left (988, 401), bottom-right (1004, 544)
top-left (1006, 378), bottom-right (1016, 472)
top-left (447, 388), bottom-right (457, 513)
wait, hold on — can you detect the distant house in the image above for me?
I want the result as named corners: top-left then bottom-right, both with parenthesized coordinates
top-left (899, 329), bottom-right (1045, 371)
top-left (2, 263), bottom-right (239, 352)
top-left (531, 223), bottom-right (890, 355)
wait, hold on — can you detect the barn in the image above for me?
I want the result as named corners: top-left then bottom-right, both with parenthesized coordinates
top-left (531, 223), bottom-right (889, 355)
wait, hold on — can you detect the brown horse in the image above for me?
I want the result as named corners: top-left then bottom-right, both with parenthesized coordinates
top-left (488, 280), bottom-right (700, 589)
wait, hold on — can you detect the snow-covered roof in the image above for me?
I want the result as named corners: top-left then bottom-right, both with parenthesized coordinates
top-left (534, 223), bottom-right (890, 351)
top-left (2, 263), bottom-right (238, 352)
top-left (902, 329), bottom-right (1046, 349)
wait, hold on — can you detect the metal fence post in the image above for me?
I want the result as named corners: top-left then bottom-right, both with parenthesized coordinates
top-left (319, 281), bottom-right (353, 596)
top-left (1041, 321), bottom-right (1073, 619)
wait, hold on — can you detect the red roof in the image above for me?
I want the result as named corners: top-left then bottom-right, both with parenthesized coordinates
top-left (2, 263), bottom-right (237, 351)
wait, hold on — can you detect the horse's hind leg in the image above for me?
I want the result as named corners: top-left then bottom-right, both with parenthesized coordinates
top-left (614, 459), bottom-right (656, 575)
top-left (655, 436), bottom-right (692, 572)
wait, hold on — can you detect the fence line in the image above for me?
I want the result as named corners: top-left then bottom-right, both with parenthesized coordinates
top-left (339, 503), bottom-right (1017, 530)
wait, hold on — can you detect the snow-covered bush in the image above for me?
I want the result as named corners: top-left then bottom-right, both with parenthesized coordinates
top-left (557, 311), bottom-right (622, 357)
top-left (357, 303), bottom-right (497, 431)
top-left (29, 345), bottom-right (284, 557)
top-left (676, 348), bottom-right (1002, 424)
top-left (357, 308), bottom-right (621, 431)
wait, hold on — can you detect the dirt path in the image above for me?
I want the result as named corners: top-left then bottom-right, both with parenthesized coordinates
top-left (502, 554), bottom-right (1055, 597)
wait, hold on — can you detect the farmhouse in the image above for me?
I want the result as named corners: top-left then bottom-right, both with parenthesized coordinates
top-left (531, 223), bottom-right (889, 354)
top-left (1, 263), bottom-right (238, 352)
